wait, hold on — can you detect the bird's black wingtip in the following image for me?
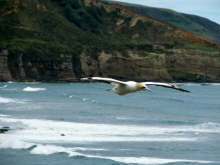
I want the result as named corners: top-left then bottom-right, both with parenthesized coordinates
top-left (173, 85), bottom-right (191, 93)
top-left (179, 88), bottom-right (191, 93)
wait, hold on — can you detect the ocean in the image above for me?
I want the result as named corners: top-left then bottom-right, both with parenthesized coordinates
top-left (0, 82), bottom-right (220, 165)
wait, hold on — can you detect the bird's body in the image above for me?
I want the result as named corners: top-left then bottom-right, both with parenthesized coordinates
top-left (112, 81), bottom-right (145, 95)
top-left (81, 77), bottom-right (190, 95)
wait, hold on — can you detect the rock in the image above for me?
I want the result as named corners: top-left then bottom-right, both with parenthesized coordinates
top-left (0, 49), bottom-right (12, 81)
top-left (0, 126), bottom-right (10, 134)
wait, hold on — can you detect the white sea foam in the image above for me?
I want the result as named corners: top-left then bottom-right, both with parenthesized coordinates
top-left (0, 116), bottom-right (219, 164)
top-left (0, 97), bottom-right (15, 104)
top-left (1, 117), bottom-right (220, 147)
top-left (23, 87), bottom-right (46, 92)
top-left (176, 83), bottom-right (220, 86)
top-left (0, 114), bottom-right (10, 117)
top-left (7, 81), bottom-right (14, 84)
top-left (0, 136), bottom-right (215, 164)
top-left (0, 96), bottom-right (27, 104)
top-left (0, 134), bottom-right (214, 165)
top-left (116, 116), bottom-right (133, 120)
top-left (0, 137), bottom-right (34, 149)
top-left (0, 85), bottom-right (7, 88)
top-left (30, 144), bottom-right (77, 155)
top-left (100, 156), bottom-right (215, 165)
top-left (30, 146), bottom-right (217, 164)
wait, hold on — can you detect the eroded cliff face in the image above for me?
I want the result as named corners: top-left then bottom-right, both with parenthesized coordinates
top-left (80, 49), bottom-right (220, 82)
top-left (0, 50), bottom-right (12, 81)
top-left (0, 50), bottom-right (75, 81)
top-left (1, 48), bottom-right (220, 82)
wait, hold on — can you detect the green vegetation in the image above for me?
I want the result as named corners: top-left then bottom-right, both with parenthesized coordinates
top-left (122, 3), bottom-right (220, 44)
top-left (168, 69), bottom-right (210, 81)
top-left (1, 0), bottom-right (218, 59)
top-left (183, 44), bottom-right (218, 52)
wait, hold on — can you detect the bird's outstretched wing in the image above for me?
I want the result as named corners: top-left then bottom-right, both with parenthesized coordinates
top-left (143, 82), bottom-right (190, 93)
top-left (81, 77), bottom-right (126, 85)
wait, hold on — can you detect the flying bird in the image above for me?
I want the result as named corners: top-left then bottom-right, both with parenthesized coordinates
top-left (81, 77), bottom-right (190, 95)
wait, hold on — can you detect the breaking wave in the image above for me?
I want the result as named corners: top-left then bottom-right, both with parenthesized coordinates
top-left (23, 87), bottom-right (46, 92)
top-left (0, 140), bottom-right (216, 164)
top-left (0, 97), bottom-right (15, 104)
top-left (0, 85), bottom-right (7, 89)
top-left (1, 115), bottom-right (219, 164)
top-left (0, 97), bottom-right (26, 104)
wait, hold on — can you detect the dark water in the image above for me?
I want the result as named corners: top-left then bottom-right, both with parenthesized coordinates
top-left (0, 82), bottom-right (220, 165)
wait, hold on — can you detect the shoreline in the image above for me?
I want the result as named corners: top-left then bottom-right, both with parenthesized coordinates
top-left (1, 78), bottom-right (220, 83)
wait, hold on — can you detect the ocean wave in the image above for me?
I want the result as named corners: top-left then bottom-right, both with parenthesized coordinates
top-left (0, 117), bottom-right (219, 148)
top-left (1, 117), bottom-right (220, 146)
top-left (0, 138), bottom-right (215, 165)
top-left (200, 83), bottom-right (220, 86)
top-left (0, 96), bottom-right (27, 104)
top-left (28, 144), bottom-right (217, 164)
top-left (23, 87), bottom-right (46, 92)
top-left (7, 81), bottom-right (14, 84)
top-left (0, 137), bottom-right (34, 149)
top-left (0, 97), bottom-right (14, 104)
top-left (0, 114), bottom-right (10, 117)
top-left (0, 85), bottom-right (7, 88)
top-left (175, 83), bottom-right (220, 87)
top-left (195, 122), bottom-right (220, 131)
top-left (0, 116), bottom-right (219, 164)
top-left (100, 156), bottom-right (215, 165)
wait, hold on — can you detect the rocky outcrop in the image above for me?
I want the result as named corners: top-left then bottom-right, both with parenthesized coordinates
top-left (83, 50), bottom-right (220, 82)
top-left (1, 48), bottom-right (220, 82)
top-left (0, 49), bottom-right (12, 81)
top-left (1, 51), bottom-right (75, 81)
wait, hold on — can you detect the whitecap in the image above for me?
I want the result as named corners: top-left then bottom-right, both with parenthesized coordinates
top-left (0, 96), bottom-right (27, 104)
top-left (23, 87), bottom-right (46, 92)
top-left (30, 145), bottom-right (216, 164)
top-left (195, 122), bottom-right (220, 131)
top-left (201, 83), bottom-right (220, 86)
top-left (0, 114), bottom-right (10, 117)
top-left (0, 116), bottom-right (219, 165)
top-left (0, 97), bottom-right (16, 104)
top-left (0, 134), bottom-right (215, 165)
top-left (0, 135), bottom-right (213, 165)
top-left (116, 116), bottom-right (133, 120)
top-left (30, 144), bottom-right (75, 155)
top-left (82, 98), bottom-right (88, 102)
top-left (0, 117), bottom-right (201, 144)
top-left (7, 81), bottom-right (14, 84)
top-left (0, 85), bottom-right (7, 88)
top-left (0, 137), bottom-right (34, 149)
top-left (99, 156), bottom-right (215, 165)
top-left (1, 117), bottom-right (220, 157)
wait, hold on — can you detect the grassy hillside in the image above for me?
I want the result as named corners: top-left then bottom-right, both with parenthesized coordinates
top-left (0, 0), bottom-right (220, 81)
top-left (115, 2), bottom-right (220, 44)
top-left (0, 0), bottom-right (218, 55)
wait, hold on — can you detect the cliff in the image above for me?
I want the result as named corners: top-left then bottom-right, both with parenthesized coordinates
top-left (0, 0), bottom-right (220, 82)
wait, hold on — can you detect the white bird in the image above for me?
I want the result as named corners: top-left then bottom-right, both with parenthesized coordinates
top-left (81, 77), bottom-right (190, 95)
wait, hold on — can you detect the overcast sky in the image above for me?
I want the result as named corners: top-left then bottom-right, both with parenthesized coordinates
top-left (111, 0), bottom-right (220, 24)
